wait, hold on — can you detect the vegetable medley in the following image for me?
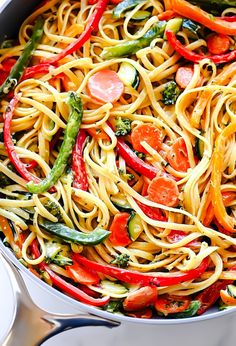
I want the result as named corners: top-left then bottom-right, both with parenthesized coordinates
top-left (1, 0), bottom-right (236, 319)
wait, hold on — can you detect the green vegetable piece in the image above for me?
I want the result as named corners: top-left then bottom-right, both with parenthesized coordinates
top-left (27, 92), bottom-right (83, 194)
top-left (111, 196), bottom-right (133, 212)
top-left (115, 117), bottom-right (132, 136)
top-left (45, 242), bottom-right (61, 260)
top-left (101, 280), bottom-right (128, 294)
top-left (164, 18), bottom-right (183, 39)
top-left (128, 212), bottom-right (143, 241)
top-left (113, 0), bottom-right (145, 19)
top-left (40, 219), bottom-right (110, 246)
top-left (172, 301), bottom-right (201, 318)
top-left (1, 40), bottom-right (15, 49)
top-left (195, 137), bottom-right (204, 159)
top-left (125, 10), bottom-right (151, 22)
top-left (53, 254), bottom-right (73, 266)
top-left (162, 81), bottom-right (181, 105)
top-left (44, 200), bottom-right (62, 219)
top-left (182, 19), bottom-right (202, 39)
top-left (0, 17), bottom-right (44, 98)
top-left (118, 62), bottom-right (140, 89)
top-left (104, 300), bottom-right (123, 313)
top-left (111, 253), bottom-right (130, 268)
top-left (101, 21), bottom-right (166, 60)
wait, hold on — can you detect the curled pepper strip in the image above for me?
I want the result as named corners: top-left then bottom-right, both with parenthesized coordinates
top-left (210, 122), bottom-right (236, 233)
top-left (31, 240), bottom-right (110, 307)
top-left (3, 95), bottom-right (42, 184)
top-left (43, 0), bottom-right (109, 65)
top-left (166, 30), bottom-right (236, 64)
top-left (117, 139), bottom-right (158, 180)
top-left (74, 254), bottom-right (209, 287)
top-left (170, 0), bottom-right (236, 36)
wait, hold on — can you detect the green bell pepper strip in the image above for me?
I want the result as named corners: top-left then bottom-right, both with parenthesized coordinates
top-left (100, 21), bottom-right (166, 59)
top-left (40, 219), bottom-right (111, 245)
top-left (0, 17), bottom-right (44, 98)
top-left (27, 92), bottom-right (83, 194)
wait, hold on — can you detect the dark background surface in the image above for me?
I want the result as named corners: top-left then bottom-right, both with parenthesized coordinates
top-left (0, 0), bottom-right (42, 42)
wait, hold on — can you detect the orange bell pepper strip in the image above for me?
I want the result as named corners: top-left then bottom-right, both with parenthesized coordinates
top-left (170, 0), bottom-right (236, 36)
top-left (211, 122), bottom-right (236, 233)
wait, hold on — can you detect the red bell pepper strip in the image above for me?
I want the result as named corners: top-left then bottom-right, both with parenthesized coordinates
top-left (109, 212), bottom-right (132, 246)
top-left (158, 10), bottom-right (178, 21)
top-left (196, 280), bottom-right (233, 315)
top-left (170, 0), bottom-right (236, 36)
top-left (74, 254), bottom-right (209, 287)
top-left (42, 0), bottom-right (109, 66)
top-left (22, 63), bottom-right (53, 80)
top-left (31, 240), bottom-right (110, 307)
top-left (117, 139), bottom-right (158, 180)
top-left (166, 30), bottom-right (236, 64)
top-left (25, 160), bottom-right (38, 170)
top-left (3, 95), bottom-right (42, 184)
top-left (72, 130), bottom-right (88, 190)
top-left (136, 200), bottom-right (167, 221)
top-left (167, 230), bottom-right (200, 247)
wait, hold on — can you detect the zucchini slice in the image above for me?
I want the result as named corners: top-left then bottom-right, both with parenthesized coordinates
top-left (118, 62), bottom-right (140, 89)
top-left (111, 195), bottom-right (133, 212)
top-left (113, 0), bottom-right (145, 19)
top-left (125, 10), bottom-right (151, 22)
top-left (195, 137), bottom-right (204, 159)
top-left (101, 280), bottom-right (128, 295)
top-left (172, 301), bottom-right (200, 318)
top-left (128, 212), bottom-right (143, 241)
top-left (164, 18), bottom-right (183, 39)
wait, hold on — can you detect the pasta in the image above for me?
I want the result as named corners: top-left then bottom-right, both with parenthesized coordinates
top-left (1, 0), bottom-right (236, 318)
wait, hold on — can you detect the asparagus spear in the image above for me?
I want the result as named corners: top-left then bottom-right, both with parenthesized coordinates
top-left (101, 21), bottom-right (166, 59)
top-left (0, 17), bottom-right (44, 98)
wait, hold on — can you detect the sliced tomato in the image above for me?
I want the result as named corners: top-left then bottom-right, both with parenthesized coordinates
top-left (154, 295), bottom-right (190, 315)
top-left (66, 261), bottom-right (100, 285)
top-left (147, 176), bottom-right (179, 207)
top-left (87, 70), bottom-right (124, 103)
top-left (130, 123), bottom-right (163, 154)
top-left (123, 286), bottom-right (158, 312)
top-left (109, 212), bottom-right (131, 247)
top-left (167, 137), bottom-right (190, 172)
top-left (207, 34), bottom-right (230, 55)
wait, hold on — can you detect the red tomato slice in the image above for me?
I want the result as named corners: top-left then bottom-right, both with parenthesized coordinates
top-left (130, 124), bottom-right (163, 154)
top-left (87, 70), bottom-right (124, 103)
top-left (154, 295), bottom-right (190, 315)
top-left (66, 261), bottom-right (100, 285)
top-left (147, 176), bottom-right (179, 207)
top-left (109, 212), bottom-right (131, 247)
top-left (166, 137), bottom-right (190, 172)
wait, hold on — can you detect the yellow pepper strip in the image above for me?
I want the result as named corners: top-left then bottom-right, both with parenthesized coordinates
top-left (211, 122), bottom-right (236, 233)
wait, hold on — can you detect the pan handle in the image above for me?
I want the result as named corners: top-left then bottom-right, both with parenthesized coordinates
top-left (0, 250), bottom-right (120, 346)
